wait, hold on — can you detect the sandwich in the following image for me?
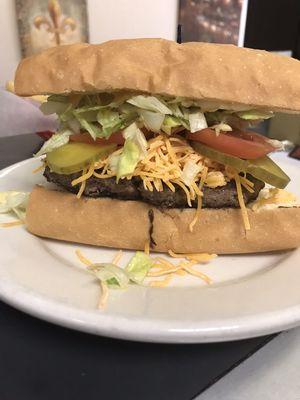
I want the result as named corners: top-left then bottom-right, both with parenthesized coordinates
top-left (14, 38), bottom-right (300, 254)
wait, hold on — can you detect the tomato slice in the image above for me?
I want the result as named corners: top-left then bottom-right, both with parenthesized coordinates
top-left (38, 131), bottom-right (125, 145)
top-left (36, 130), bottom-right (54, 140)
top-left (187, 129), bottom-right (276, 159)
top-left (70, 131), bottom-right (125, 146)
top-left (38, 129), bottom-right (154, 147)
top-left (70, 130), bottom-right (154, 146)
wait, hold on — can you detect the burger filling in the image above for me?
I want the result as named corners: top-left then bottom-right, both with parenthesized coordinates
top-left (38, 92), bottom-right (290, 230)
top-left (44, 167), bottom-right (264, 208)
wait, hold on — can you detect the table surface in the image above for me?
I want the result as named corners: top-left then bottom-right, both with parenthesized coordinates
top-left (0, 134), bottom-right (275, 400)
top-left (200, 327), bottom-right (300, 400)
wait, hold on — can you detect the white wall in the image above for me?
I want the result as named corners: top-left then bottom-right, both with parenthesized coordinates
top-left (0, 0), bottom-right (21, 84)
top-left (0, 0), bottom-right (178, 85)
top-left (88, 0), bottom-right (178, 43)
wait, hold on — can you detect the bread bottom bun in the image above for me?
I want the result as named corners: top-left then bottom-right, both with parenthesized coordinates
top-left (26, 185), bottom-right (300, 254)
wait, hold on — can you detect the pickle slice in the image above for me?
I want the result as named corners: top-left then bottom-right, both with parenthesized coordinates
top-left (191, 141), bottom-right (290, 188)
top-left (246, 157), bottom-right (290, 189)
top-left (46, 142), bottom-right (117, 174)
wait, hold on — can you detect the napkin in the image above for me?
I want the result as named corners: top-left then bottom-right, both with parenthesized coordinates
top-left (0, 89), bottom-right (58, 137)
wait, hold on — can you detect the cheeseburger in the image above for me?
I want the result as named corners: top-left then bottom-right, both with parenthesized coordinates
top-left (14, 39), bottom-right (300, 254)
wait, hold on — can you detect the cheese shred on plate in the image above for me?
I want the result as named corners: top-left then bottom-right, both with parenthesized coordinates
top-left (0, 220), bottom-right (24, 228)
top-left (75, 245), bottom-right (215, 309)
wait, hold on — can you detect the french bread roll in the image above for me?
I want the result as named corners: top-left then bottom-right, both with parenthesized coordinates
top-left (14, 38), bottom-right (300, 113)
top-left (26, 186), bottom-right (300, 254)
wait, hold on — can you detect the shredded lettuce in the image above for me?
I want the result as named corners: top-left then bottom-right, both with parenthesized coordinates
top-left (162, 102), bottom-right (190, 131)
top-left (72, 112), bottom-right (101, 140)
top-left (88, 263), bottom-right (129, 289)
top-left (127, 95), bottom-right (172, 114)
top-left (164, 104), bottom-right (192, 130)
top-left (87, 251), bottom-right (152, 289)
top-left (97, 109), bottom-right (123, 137)
top-left (67, 118), bottom-right (81, 134)
top-left (181, 99), bottom-right (204, 108)
top-left (210, 122), bottom-right (232, 134)
top-left (40, 101), bottom-right (70, 115)
top-left (73, 105), bottom-right (104, 114)
top-left (73, 109), bottom-right (99, 121)
top-left (117, 139), bottom-right (140, 179)
top-left (35, 129), bottom-right (73, 156)
top-left (64, 104), bottom-right (136, 139)
top-left (236, 110), bottom-right (274, 120)
top-left (119, 103), bottom-right (136, 115)
top-left (0, 191), bottom-right (29, 221)
top-left (47, 94), bottom-right (69, 103)
top-left (181, 160), bottom-right (202, 186)
top-left (188, 111), bottom-right (208, 133)
top-left (58, 104), bottom-right (74, 122)
top-left (166, 96), bottom-right (204, 108)
top-left (167, 103), bottom-right (184, 118)
top-left (108, 153), bottom-right (121, 172)
top-left (161, 115), bottom-right (182, 134)
top-left (123, 122), bottom-right (148, 158)
top-left (138, 109), bottom-right (165, 132)
top-left (266, 138), bottom-right (284, 150)
top-left (125, 251), bottom-right (153, 284)
top-left (40, 93), bottom-right (275, 144)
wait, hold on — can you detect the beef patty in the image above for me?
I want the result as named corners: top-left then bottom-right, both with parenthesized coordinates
top-left (44, 166), bottom-right (264, 208)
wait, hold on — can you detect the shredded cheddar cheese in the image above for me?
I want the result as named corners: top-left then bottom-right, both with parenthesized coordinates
top-left (75, 247), bottom-right (215, 308)
top-left (74, 167), bottom-right (87, 198)
top-left (71, 134), bottom-right (254, 232)
top-left (144, 240), bottom-right (150, 255)
top-left (75, 249), bottom-right (92, 266)
top-left (205, 171), bottom-right (227, 188)
top-left (240, 175), bottom-right (255, 193)
top-left (234, 173), bottom-right (251, 231)
top-left (0, 220), bottom-right (24, 228)
top-left (175, 269), bottom-right (187, 276)
top-left (168, 249), bottom-right (217, 263)
top-left (98, 281), bottom-right (109, 309)
top-left (148, 255), bottom-right (212, 285)
top-left (189, 166), bottom-right (208, 232)
top-left (72, 164), bottom-right (95, 187)
top-left (112, 250), bottom-right (123, 265)
top-left (153, 257), bottom-right (176, 270)
top-left (181, 264), bottom-right (212, 284)
top-left (75, 249), bottom-right (109, 308)
top-left (148, 268), bottom-right (178, 277)
top-left (76, 135), bottom-right (227, 201)
top-left (32, 164), bottom-right (45, 174)
top-left (149, 274), bottom-right (174, 287)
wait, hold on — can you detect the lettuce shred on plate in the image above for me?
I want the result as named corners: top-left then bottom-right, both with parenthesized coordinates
top-left (0, 191), bottom-right (29, 221)
top-left (87, 251), bottom-right (153, 290)
top-left (76, 248), bottom-right (214, 309)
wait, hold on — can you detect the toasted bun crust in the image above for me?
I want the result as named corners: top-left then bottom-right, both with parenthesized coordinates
top-left (14, 38), bottom-right (300, 113)
top-left (26, 186), bottom-right (300, 254)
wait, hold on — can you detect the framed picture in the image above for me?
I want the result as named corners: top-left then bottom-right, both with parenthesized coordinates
top-left (179, 0), bottom-right (248, 46)
top-left (15, 0), bottom-right (89, 57)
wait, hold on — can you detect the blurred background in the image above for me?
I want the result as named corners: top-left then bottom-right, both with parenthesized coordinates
top-left (0, 0), bottom-right (300, 144)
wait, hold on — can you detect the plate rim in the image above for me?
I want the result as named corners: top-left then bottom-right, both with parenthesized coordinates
top-left (1, 273), bottom-right (300, 343)
top-left (1, 156), bottom-right (300, 343)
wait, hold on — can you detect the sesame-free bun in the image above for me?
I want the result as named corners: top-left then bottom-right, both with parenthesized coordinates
top-left (26, 186), bottom-right (300, 254)
top-left (14, 38), bottom-right (300, 113)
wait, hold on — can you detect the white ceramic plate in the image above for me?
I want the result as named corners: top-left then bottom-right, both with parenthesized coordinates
top-left (0, 153), bottom-right (300, 343)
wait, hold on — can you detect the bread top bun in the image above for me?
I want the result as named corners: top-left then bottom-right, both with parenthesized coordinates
top-left (14, 38), bottom-right (300, 113)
